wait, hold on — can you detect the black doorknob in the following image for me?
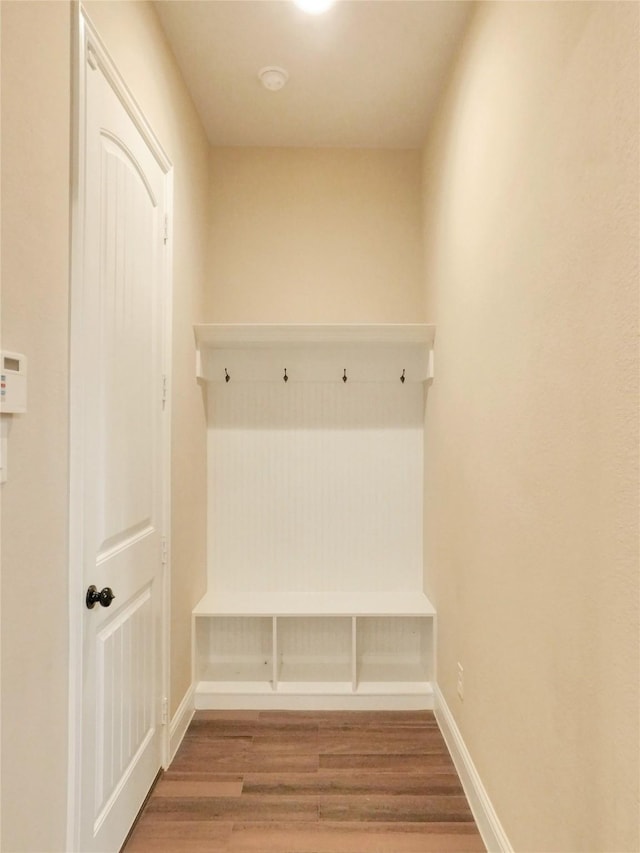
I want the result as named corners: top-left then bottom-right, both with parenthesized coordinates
top-left (86, 585), bottom-right (116, 609)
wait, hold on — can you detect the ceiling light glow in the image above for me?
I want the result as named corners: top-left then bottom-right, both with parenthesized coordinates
top-left (294, 0), bottom-right (336, 15)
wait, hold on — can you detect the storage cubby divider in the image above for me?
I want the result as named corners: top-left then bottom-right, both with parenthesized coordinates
top-left (193, 599), bottom-right (436, 709)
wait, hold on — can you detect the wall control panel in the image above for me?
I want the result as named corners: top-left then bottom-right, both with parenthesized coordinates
top-left (0, 351), bottom-right (28, 483)
top-left (0, 351), bottom-right (28, 414)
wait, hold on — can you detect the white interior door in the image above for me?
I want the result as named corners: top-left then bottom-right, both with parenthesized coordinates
top-left (71, 16), bottom-right (171, 853)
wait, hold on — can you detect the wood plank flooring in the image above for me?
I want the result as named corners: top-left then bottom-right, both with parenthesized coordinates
top-left (124, 710), bottom-right (485, 853)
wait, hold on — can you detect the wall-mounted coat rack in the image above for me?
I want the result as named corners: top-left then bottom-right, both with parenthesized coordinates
top-left (194, 324), bottom-right (436, 385)
top-left (222, 366), bottom-right (410, 384)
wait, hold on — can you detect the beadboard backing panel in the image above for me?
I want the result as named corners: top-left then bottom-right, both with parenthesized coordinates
top-left (207, 382), bottom-right (424, 594)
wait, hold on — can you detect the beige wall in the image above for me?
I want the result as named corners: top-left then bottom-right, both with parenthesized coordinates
top-left (1, 2), bottom-right (72, 850)
top-left (206, 147), bottom-right (425, 323)
top-left (84, 1), bottom-right (209, 718)
top-left (1, 2), bottom-right (209, 849)
top-left (422, 2), bottom-right (639, 851)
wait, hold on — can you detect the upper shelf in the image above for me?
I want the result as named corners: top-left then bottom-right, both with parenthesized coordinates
top-left (194, 324), bottom-right (436, 384)
top-left (194, 324), bottom-right (435, 348)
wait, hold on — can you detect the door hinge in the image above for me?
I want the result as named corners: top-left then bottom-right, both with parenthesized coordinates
top-left (161, 536), bottom-right (168, 566)
top-left (163, 214), bottom-right (169, 245)
top-left (162, 374), bottom-right (168, 409)
top-left (87, 45), bottom-right (98, 71)
top-left (161, 697), bottom-right (169, 726)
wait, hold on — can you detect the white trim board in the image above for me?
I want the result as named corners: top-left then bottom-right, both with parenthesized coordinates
top-left (434, 685), bottom-right (513, 853)
top-left (169, 684), bottom-right (195, 765)
top-left (195, 688), bottom-right (434, 712)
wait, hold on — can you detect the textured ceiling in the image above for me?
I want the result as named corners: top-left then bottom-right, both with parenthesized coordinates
top-left (154, 1), bottom-right (474, 148)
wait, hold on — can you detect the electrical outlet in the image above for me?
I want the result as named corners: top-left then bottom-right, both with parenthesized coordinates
top-left (457, 663), bottom-right (464, 700)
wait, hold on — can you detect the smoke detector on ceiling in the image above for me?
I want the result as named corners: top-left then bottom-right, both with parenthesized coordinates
top-left (259, 66), bottom-right (289, 92)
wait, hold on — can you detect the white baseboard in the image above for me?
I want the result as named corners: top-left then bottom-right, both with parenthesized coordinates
top-left (434, 684), bottom-right (513, 853)
top-left (168, 683), bottom-right (195, 765)
top-left (194, 681), bottom-right (434, 712)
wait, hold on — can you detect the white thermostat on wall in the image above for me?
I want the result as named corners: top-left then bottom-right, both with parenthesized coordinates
top-left (0, 351), bottom-right (28, 414)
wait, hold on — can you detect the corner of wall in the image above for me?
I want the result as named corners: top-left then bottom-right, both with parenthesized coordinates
top-left (168, 682), bottom-right (195, 765)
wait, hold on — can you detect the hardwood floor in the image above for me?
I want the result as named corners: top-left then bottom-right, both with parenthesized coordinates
top-left (124, 710), bottom-right (485, 852)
